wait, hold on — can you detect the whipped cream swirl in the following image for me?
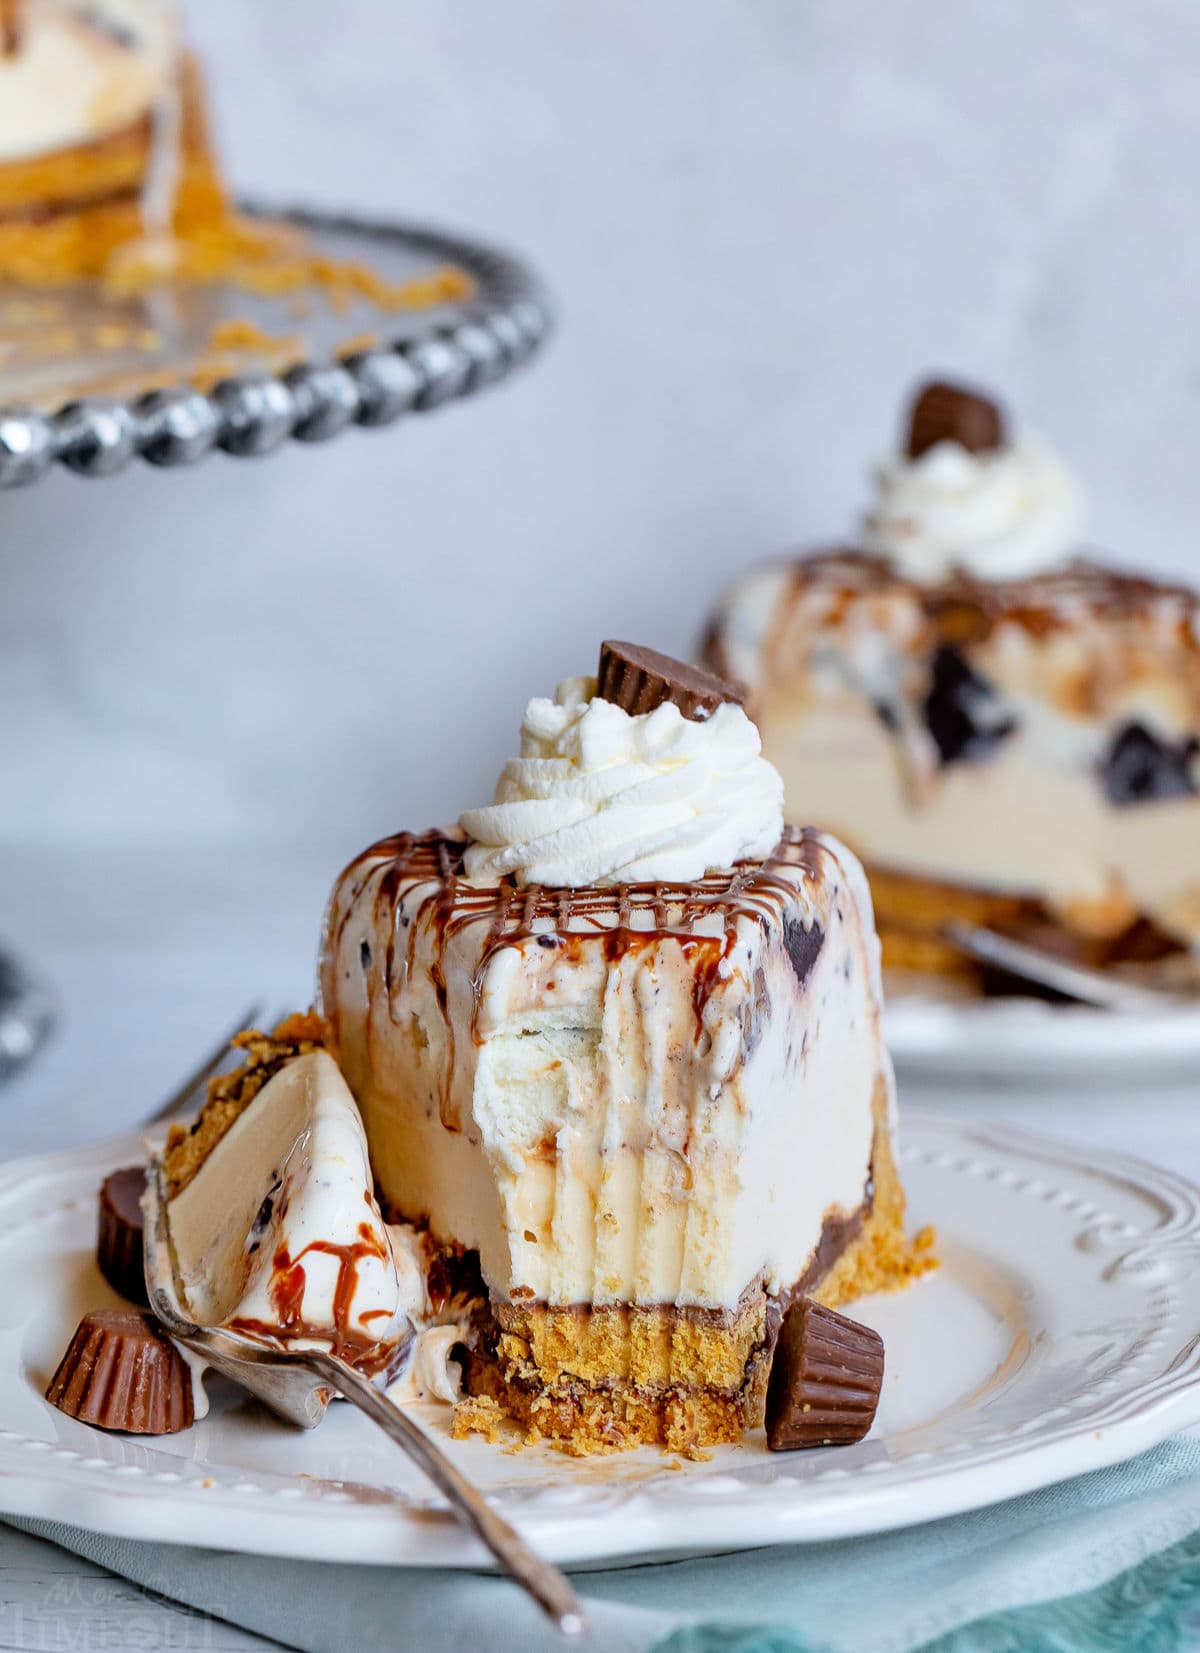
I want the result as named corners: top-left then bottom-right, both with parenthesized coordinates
top-left (863, 431), bottom-right (1082, 583)
top-left (459, 676), bottom-right (784, 887)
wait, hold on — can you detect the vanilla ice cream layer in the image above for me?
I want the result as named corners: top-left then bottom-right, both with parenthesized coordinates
top-left (0, 1), bottom-right (176, 163)
top-left (168, 1051), bottom-right (415, 1363)
top-left (320, 828), bottom-right (890, 1313)
top-left (762, 701), bottom-right (1200, 941)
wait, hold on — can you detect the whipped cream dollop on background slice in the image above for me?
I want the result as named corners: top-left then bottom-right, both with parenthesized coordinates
top-left (460, 674), bottom-right (785, 887)
top-left (863, 431), bottom-right (1083, 583)
top-left (168, 1050), bottom-right (415, 1362)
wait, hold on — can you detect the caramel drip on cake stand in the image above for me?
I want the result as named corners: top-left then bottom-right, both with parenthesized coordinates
top-left (333, 826), bottom-right (828, 1135)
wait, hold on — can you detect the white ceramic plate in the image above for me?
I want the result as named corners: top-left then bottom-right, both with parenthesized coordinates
top-left (3, 1109), bottom-right (1200, 1570)
top-left (884, 992), bottom-right (1200, 1085)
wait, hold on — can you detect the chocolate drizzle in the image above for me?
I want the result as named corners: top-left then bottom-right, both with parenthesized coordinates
top-left (706, 551), bottom-right (1200, 673)
top-left (328, 827), bottom-right (833, 1120)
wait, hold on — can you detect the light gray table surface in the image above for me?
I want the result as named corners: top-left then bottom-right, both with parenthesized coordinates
top-left (0, 842), bottom-right (1195, 1651)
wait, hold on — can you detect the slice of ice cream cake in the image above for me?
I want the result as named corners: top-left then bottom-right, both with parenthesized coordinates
top-left (320, 644), bottom-right (928, 1453)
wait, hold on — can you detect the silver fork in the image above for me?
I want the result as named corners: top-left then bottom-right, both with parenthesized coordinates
top-left (942, 923), bottom-right (1200, 1012)
top-left (143, 1161), bottom-right (587, 1638)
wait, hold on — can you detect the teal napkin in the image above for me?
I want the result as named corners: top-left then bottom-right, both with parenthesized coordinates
top-left (8, 1436), bottom-right (1200, 1652)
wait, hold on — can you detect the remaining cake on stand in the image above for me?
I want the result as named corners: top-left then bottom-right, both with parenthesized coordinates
top-left (704, 381), bottom-right (1200, 986)
top-left (320, 643), bottom-right (928, 1454)
top-left (0, 0), bottom-right (460, 306)
top-left (0, 0), bottom-right (228, 281)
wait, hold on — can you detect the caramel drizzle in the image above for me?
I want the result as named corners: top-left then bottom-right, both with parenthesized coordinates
top-left (336, 826), bottom-right (826, 1135)
top-left (778, 550), bottom-right (1200, 654)
top-left (229, 1220), bottom-right (398, 1378)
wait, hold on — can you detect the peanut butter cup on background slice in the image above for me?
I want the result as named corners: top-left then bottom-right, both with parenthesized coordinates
top-left (906, 379), bottom-right (1006, 459)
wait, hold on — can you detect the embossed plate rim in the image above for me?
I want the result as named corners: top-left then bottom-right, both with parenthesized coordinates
top-left (1, 1107), bottom-right (1199, 1569)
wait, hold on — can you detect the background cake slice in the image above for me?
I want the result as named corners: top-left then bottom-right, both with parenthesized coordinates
top-left (705, 381), bottom-right (1200, 982)
top-left (0, 0), bottom-right (180, 216)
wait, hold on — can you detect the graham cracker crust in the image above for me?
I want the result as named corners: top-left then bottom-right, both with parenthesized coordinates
top-left (162, 1012), bottom-right (327, 1199)
top-left (453, 1076), bottom-right (934, 1456)
top-left (0, 60), bottom-right (226, 278)
top-left (0, 114), bottom-right (156, 219)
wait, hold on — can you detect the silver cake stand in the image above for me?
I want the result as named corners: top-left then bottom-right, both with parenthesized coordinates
top-left (0, 206), bottom-right (554, 487)
top-left (0, 209), bottom-right (553, 1076)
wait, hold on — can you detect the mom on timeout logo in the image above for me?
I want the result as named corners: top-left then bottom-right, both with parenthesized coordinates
top-left (2, 1568), bottom-right (229, 1649)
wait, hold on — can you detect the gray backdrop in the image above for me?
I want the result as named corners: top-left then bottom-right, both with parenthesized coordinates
top-left (4, 0), bottom-right (1198, 848)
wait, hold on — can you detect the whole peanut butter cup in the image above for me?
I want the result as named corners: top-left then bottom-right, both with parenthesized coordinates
top-left (597, 640), bottom-right (743, 722)
top-left (906, 379), bottom-right (1005, 460)
top-left (45, 1309), bottom-right (194, 1435)
top-left (97, 1166), bottom-right (149, 1306)
top-left (765, 1298), bottom-right (884, 1451)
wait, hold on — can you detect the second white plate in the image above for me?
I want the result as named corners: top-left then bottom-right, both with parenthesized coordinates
top-left (884, 991), bottom-right (1200, 1084)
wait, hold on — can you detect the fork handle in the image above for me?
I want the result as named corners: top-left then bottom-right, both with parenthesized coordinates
top-left (304, 1351), bottom-right (587, 1639)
